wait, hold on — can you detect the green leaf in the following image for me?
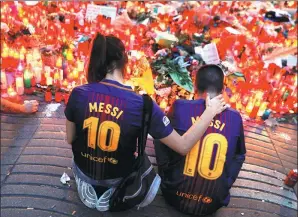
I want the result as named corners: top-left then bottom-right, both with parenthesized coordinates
top-left (169, 71), bottom-right (194, 93)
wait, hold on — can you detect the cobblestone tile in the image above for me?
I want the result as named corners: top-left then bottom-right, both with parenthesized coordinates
top-left (238, 171), bottom-right (292, 190)
top-left (1, 124), bottom-right (21, 131)
top-left (1, 175), bottom-right (6, 182)
top-left (40, 118), bottom-right (65, 125)
top-left (1, 147), bottom-right (23, 156)
top-left (1, 184), bottom-right (77, 201)
top-left (28, 139), bottom-right (70, 148)
top-left (231, 188), bottom-right (297, 210)
top-left (1, 165), bottom-right (12, 175)
top-left (1, 208), bottom-right (68, 217)
top-left (17, 155), bottom-right (72, 168)
top-left (234, 179), bottom-right (297, 200)
top-left (245, 157), bottom-right (285, 174)
top-left (246, 150), bottom-right (281, 165)
top-left (246, 143), bottom-right (278, 157)
top-left (12, 165), bottom-right (73, 178)
top-left (33, 132), bottom-right (65, 140)
top-left (1, 131), bottom-right (18, 139)
top-left (1, 154), bottom-right (21, 165)
top-left (22, 147), bottom-right (72, 158)
top-left (0, 197), bottom-right (99, 217)
top-left (1, 139), bottom-right (30, 147)
top-left (5, 174), bottom-right (76, 188)
top-left (16, 131), bottom-right (35, 139)
top-left (228, 197), bottom-right (297, 217)
top-left (37, 125), bottom-right (66, 132)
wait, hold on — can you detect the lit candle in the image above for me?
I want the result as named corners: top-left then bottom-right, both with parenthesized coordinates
top-left (23, 69), bottom-right (32, 88)
top-left (33, 67), bottom-right (42, 83)
top-left (249, 98), bottom-right (261, 119)
top-left (56, 56), bottom-right (62, 68)
top-left (257, 102), bottom-right (268, 117)
top-left (73, 69), bottom-right (78, 79)
top-left (62, 80), bottom-right (68, 87)
top-left (1, 70), bottom-right (7, 90)
top-left (160, 99), bottom-right (168, 110)
top-left (245, 97), bottom-right (254, 114)
top-left (79, 75), bottom-right (86, 85)
top-left (77, 61), bottom-right (84, 72)
top-left (46, 77), bottom-right (53, 86)
top-left (7, 86), bottom-right (17, 99)
top-left (16, 77), bottom-right (24, 95)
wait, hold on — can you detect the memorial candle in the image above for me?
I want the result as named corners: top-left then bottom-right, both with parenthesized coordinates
top-left (1, 70), bottom-right (7, 90)
top-left (73, 69), bottom-right (78, 79)
top-left (46, 77), bottom-right (53, 86)
top-left (160, 99), bottom-right (168, 110)
top-left (257, 102), bottom-right (268, 117)
top-left (16, 77), bottom-right (24, 95)
top-left (77, 61), bottom-right (84, 72)
top-left (23, 69), bottom-right (32, 88)
top-left (34, 67), bottom-right (42, 83)
top-left (45, 90), bottom-right (52, 102)
top-left (7, 86), bottom-right (17, 100)
top-left (55, 91), bottom-right (62, 103)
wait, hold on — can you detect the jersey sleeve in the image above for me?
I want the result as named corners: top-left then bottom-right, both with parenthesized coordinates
top-left (227, 114), bottom-right (246, 188)
top-left (149, 101), bottom-right (173, 139)
top-left (64, 88), bottom-right (77, 122)
top-left (236, 116), bottom-right (246, 155)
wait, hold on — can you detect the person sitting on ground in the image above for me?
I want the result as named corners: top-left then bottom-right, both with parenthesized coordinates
top-left (64, 33), bottom-right (228, 212)
top-left (154, 64), bottom-right (246, 216)
top-left (1, 98), bottom-right (39, 114)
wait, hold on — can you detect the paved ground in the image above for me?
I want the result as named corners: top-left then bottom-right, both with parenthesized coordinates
top-left (1, 98), bottom-right (297, 217)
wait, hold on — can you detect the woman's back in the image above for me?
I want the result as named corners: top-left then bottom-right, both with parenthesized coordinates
top-left (65, 79), bottom-right (173, 180)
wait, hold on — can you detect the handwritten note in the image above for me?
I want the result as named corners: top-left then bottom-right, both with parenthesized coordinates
top-left (195, 43), bottom-right (220, 65)
top-left (85, 4), bottom-right (117, 22)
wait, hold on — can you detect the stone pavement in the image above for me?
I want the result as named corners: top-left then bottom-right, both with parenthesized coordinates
top-left (1, 99), bottom-right (297, 217)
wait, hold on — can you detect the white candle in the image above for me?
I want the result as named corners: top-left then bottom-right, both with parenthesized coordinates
top-left (16, 77), bottom-right (24, 95)
top-left (1, 70), bottom-right (7, 90)
top-left (46, 77), bottom-right (53, 86)
top-left (77, 61), bottom-right (84, 72)
top-left (34, 67), bottom-right (42, 83)
top-left (59, 69), bottom-right (63, 81)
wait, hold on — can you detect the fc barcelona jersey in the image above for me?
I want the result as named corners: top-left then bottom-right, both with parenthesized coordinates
top-left (65, 79), bottom-right (173, 180)
top-left (154, 99), bottom-right (246, 216)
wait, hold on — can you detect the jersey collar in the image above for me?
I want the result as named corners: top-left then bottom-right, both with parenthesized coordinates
top-left (101, 79), bottom-right (133, 91)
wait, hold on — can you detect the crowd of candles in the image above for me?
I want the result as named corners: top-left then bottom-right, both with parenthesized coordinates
top-left (0, 1), bottom-right (297, 120)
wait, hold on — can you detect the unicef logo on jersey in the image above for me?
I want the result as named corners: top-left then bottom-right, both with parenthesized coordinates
top-left (163, 116), bottom-right (170, 127)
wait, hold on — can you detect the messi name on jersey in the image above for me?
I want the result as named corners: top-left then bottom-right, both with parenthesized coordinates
top-left (89, 102), bottom-right (123, 119)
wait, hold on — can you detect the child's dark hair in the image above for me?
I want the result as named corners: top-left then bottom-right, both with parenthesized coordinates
top-left (195, 64), bottom-right (224, 94)
top-left (87, 33), bottom-right (128, 83)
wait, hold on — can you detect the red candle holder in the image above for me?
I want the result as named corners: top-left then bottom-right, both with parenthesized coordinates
top-left (45, 91), bottom-right (52, 102)
top-left (55, 92), bottom-right (62, 103)
top-left (64, 93), bottom-right (70, 105)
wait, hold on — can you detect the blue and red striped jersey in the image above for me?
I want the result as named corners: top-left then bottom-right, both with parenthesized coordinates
top-left (65, 79), bottom-right (173, 180)
top-left (155, 98), bottom-right (246, 216)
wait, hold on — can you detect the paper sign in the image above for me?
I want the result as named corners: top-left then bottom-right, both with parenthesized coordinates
top-left (195, 43), bottom-right (220, 65)
top-left (85, 4), bottom-right (117, 22)
top-left (225, 27), bottom-right (241, 35)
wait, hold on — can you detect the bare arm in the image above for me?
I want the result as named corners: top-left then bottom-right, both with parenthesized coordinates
top-left (66, 119), bottom-right (76, 144)
top-left (160, 94), bottom-right (228, 156)
top-left (1, 98), bottom-right (38, 114)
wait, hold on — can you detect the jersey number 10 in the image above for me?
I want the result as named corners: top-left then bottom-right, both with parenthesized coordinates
top-left (183, 133), bottom-right (228, 180)
top-left (83, 117), bottom-right (120, 152)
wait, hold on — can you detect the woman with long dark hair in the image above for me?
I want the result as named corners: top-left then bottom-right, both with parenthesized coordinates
top-left (65, 33), bottom-right (228, 211)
